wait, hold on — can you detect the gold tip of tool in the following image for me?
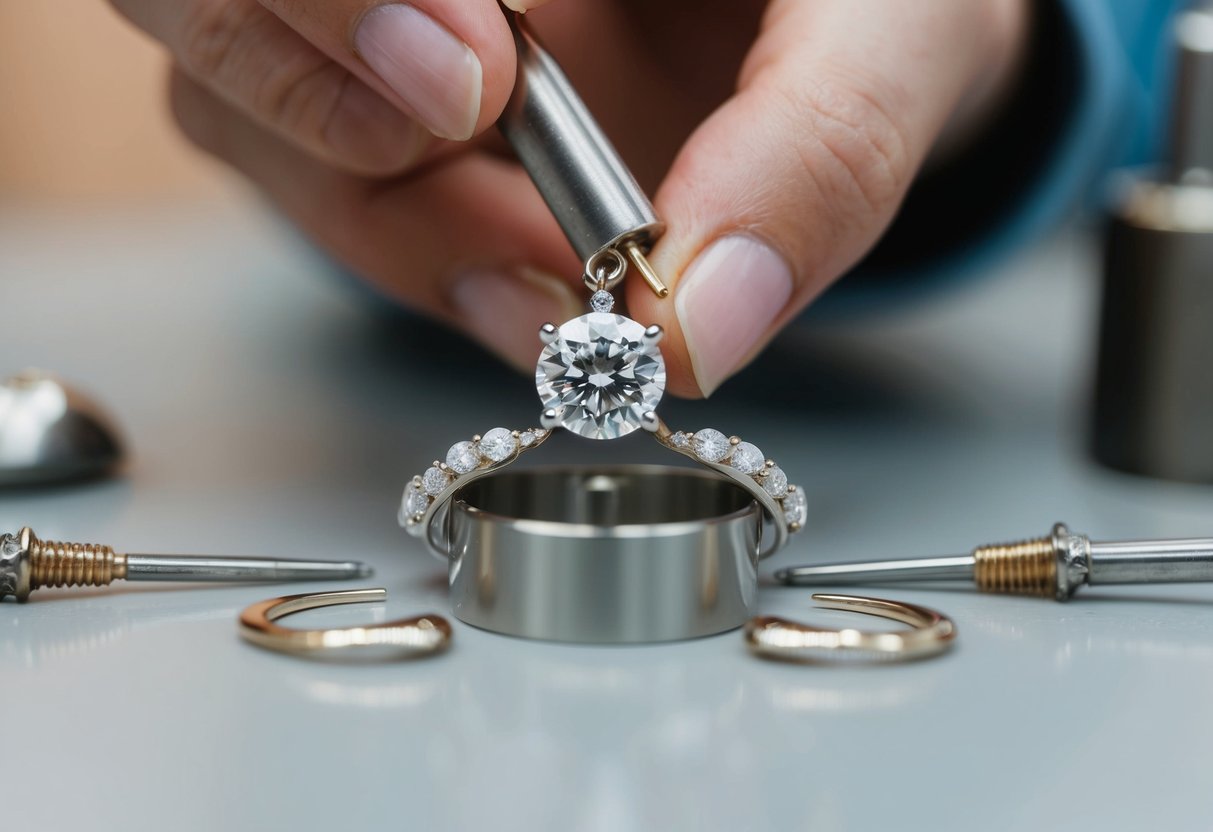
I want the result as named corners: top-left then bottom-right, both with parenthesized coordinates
top-left (623, 241), bottom-right (669, 298)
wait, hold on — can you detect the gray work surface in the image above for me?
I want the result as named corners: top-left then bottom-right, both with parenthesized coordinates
top-left (4, 197), bottom-right (1212, 832)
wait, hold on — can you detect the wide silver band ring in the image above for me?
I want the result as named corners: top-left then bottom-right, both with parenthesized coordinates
top-left (439, 465), bottom-right (763, 642)
top-left (399, 417), bottom-right (804, 562)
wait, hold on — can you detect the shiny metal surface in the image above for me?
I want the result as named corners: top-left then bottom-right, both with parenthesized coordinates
top-left (239, 588), bottom-right (451, 660)
top-left (124, 556), bottom-right (372, 582)
top-left (1092, 6), bottom-right (1213, 482)
top-left (498, 10), bottom-right (664, 267)
top-left (446, 466), bottom-right (761, 642)
top-left (8, 201), bottom-right (1213, 831)
top-left (746, 594), bottom-right (957, 663)
top-left (776, 555), bottom-right (976, 585)
top-left (1171, 7), bottom-right (1213, 181)
top-left (0, 370), bottom-right (124, 486)
top-left (1088, 538), bottom-right (1213, 584)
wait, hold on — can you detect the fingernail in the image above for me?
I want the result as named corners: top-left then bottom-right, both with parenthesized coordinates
top-left (354, 4), bottom-right (482, 141)
top-left (450, 268), bottom-right (582, 371)
top-left (675, 235), bottom-right (794, 396)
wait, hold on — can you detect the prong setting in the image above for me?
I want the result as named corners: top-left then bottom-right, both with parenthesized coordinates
top-left (539, 322), bottom-right (559, 345)
top-left (643, 324), bottom-right (664, 346)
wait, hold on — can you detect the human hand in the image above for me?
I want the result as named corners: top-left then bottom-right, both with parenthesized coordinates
top-left (110, 0), bottom-right (1026, 396)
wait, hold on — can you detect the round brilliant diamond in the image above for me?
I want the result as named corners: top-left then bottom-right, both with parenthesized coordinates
top-left (478, 427), bottom-right (517, 462)
top-left (535, 312), bottom-right (666, 440)
top-left (693, 429), bottom-right (730, 463)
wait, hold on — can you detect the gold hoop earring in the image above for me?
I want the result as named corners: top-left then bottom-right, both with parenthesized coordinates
top-left (745, 594), bottom-right (956, 663)
top-left (239, 588), bottom-right (451, 660)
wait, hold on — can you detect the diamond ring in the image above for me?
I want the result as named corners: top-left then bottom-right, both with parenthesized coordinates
top-left (400, 252), bottom-right (805, 561)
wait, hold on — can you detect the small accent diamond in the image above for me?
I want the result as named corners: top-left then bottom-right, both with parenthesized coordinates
top-left (518, 430), bottom-right (537, 447)
top-left (534, 429), bottom-right (548, 439)
top-left (402, 483), bottom-right (429, 518)
top-left (478, 427), bottom-right (517, 462)
top-left (782, 487), bottom-right (807, 528)
top-left (693, 429), bottom-right (730, 463)
top-left (422, 466), bottom-right (451, 496)
top-left (590, 290), bottom-right (615, 313)
top-left (671, 431), bottom-right (691, 449)
top-left (761, 466), bottom-right (788, 497)
top-left (730, 442), bottom-right (764, 475)
top-left (446, 440), bottom-right (481, 474)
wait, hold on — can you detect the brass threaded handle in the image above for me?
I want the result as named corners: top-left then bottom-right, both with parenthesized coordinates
top-left (973, 536), bottom-right (1056, 597)
top-left (28, 531), bottom-right (125, 590)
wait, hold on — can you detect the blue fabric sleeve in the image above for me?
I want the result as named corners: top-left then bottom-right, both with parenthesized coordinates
top-left (821, 0), bottom-right (1193, 312)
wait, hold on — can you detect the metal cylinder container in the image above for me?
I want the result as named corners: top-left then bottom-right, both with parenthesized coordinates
top-left (1092, 8), bottom-right (1213, 482)
top-left (444, 466), bottom-right (761, 643)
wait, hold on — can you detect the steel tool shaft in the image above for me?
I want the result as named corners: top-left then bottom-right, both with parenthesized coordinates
top-left (775, 522), bottom-right (1213, 601)
top-left (0, 526), bottom-right (373, 602)
top-left (497, 8), bottom-right (668, 297)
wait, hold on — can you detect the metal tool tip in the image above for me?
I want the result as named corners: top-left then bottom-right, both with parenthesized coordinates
top-left (353, 562), bottom-right (375, 579)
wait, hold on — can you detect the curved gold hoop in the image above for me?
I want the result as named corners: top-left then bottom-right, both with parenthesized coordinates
top-left (745, 594), bottom-right (956, 664)
top-left (239, 589), bottom-right (451, 660)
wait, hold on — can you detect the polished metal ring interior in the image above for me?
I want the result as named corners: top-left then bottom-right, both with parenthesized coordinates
top-left (745, 594), bottom-right (957, 663)
top-left (238, 588), bottom-right (451, 660)
top-left (440, 465), bottom-right (763, 643)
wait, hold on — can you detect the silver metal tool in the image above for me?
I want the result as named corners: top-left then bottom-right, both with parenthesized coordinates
top-left (0, 526), bottom-right (373, 602)
top-left (775, 522), bottom-right (1213, 601)
top-left (497, 8), bottom-right (668, 296)
top-left (1092, 6), bottom-right (1213, 482)
top-left (0, 370), bottom-right (124, 487)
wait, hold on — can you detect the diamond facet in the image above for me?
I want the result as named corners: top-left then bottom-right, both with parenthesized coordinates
top-left (761, 466), bottom-right (788, 497)
top-left (402, 483), bottom-right (429, 519)
top-left (590, 290), bottom-right (615, 313)
top-left (478, 427), bottom-right (517, 462)
top-left (518, 430), bottom-right (537, 447)
top-left (693, 429), bottom-right (730, 463)
top-left (782, 487), bottom-right (807, 527)
top-left (730, 442), bottom-right (764, 474)
top-left (535, 312), bottom-right (666, 440)
top-left (446, 441), bottom-right (481, 474)
top-left (422, 466), bottom-right (451, 496)
top-left (671, 431), bottom-right (691, 449)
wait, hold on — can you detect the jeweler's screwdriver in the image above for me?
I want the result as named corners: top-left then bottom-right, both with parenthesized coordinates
top-left (775, 522), bottom-right (1213, 601)
top-left (0, 526), bottom-right (373, 602)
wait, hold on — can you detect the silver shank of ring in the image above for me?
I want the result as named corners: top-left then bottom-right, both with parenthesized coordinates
top-left (444, 466), bottom-right (761, 643)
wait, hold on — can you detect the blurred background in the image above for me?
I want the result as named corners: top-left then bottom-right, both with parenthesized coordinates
top-left (0, 4), bottom-right (222, 202)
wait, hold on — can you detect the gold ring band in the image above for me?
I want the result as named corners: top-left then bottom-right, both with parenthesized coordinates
top-left (745, 593), bottom-right (956, 663)
top-left (238, 588), bottom-right (452, 660)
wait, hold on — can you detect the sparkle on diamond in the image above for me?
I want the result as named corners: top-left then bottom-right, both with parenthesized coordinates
top-left (402, 483), bottom-right (429, 518)
top-left (478, 427), bottom-right (517, 462)
top-left (422, 466), bottom-right (450, 496)
top-left (783, 487), bottom-right (807, 527)
top-left (730, 442), bottom-right (765, 474)
top-left (535, 312), bottom-right (666, 440)
top-left (693, 428), bottom-right (730, 463)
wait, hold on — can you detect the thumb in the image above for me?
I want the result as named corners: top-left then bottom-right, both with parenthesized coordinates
top-left (630, 0), bottom-right (1025, 397)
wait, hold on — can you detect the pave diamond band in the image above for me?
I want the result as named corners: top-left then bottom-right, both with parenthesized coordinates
top-left (400, 275), bottom-right (802, 563)
top-left (400, 418), bottom-right (801, 561)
